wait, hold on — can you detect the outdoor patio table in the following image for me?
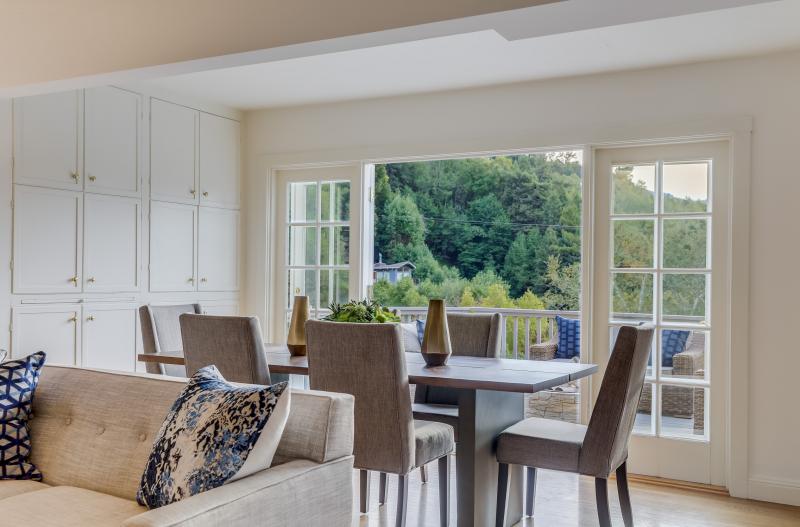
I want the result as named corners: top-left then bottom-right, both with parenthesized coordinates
top-left (139, 345), bottom-right (598, 527)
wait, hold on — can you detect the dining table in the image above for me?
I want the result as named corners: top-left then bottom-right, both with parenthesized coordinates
top-left (139, 345), bottom-right (597, 527)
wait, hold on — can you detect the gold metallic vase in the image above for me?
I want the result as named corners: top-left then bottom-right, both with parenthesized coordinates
top-left (421, 299), bottom-right (452, 367)
top-left (287, 295), bottom-right (310, 356)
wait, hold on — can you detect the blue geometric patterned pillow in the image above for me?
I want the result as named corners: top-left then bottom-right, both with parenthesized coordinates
top-left (0, 351), bottom-right (47, 481)
top-left (661, 330), bottom-right (690, 367)
top-left (555, 316), bottom-right (580, 359)
top-left (137, 366), bottom-right (289, 509)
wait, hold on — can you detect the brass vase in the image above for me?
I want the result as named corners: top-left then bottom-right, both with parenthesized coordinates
top-left (287, 295), bottom-right (310, 356)
top-left (421, 299), bottom-right (451, 367)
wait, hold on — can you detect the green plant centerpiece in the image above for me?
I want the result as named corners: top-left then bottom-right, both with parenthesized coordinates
top-left (323, 299), bottom-right (400, 323)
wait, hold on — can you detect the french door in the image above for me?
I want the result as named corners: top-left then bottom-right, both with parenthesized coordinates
top-left (272, 165), bottom-right (365, 339)
top-left (593, 141), bottom-right (730, 485)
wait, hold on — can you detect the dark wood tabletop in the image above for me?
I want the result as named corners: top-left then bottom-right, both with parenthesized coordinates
top-left (138, 344), bottom-right (597, 393)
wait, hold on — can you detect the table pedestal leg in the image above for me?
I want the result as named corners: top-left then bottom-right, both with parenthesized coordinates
top-left (456, 389), bottom-right (524, 527)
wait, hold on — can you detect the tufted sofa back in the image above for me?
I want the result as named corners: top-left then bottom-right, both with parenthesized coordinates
top-left (29, 366), bottom-right (186, 500)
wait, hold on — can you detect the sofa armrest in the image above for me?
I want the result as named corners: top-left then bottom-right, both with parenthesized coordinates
top-left (531, 341), bottom-right (557, 361)
top-left (272, 389), bottom-right (354, 465)
top-left (672, 348), bottom-right (704, 377)
top-left (123, 457), bottom-right (354, 527)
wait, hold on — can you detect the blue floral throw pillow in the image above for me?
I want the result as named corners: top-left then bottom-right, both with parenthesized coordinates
top-left (0, 351), bottom-right (47, 481)
top-left (137, 366), bottom-right (289, 509)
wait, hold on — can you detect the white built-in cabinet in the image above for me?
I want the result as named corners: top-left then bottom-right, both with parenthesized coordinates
top-left (199, 112), bottom-right (240, 209)
top-left (149, 201), bottom-right (197, 292)
top-left (84, 87), bottom-right (141, 197)
top-left (82, 303), bottom-right (138, 371)
top-left (83, 194), bottom-right (140, 292)
top-left (150, 99), bottom-right (198, 204)
top-left (198, 207), bottom-right (240, 292)
top-left (11, 305), bottom-right (81, 366)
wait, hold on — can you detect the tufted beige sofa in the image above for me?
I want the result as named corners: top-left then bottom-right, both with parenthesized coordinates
top-left (0, 366), bottom-right (355, 526)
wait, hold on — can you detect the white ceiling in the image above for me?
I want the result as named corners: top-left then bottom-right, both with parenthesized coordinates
top-left (141, 0), bottom-right (800, 110)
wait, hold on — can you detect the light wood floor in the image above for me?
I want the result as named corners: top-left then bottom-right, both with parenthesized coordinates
top-left (355, 463), bottom-right (800, 526)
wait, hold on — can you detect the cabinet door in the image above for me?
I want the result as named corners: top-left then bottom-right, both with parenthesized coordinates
top-left (199, 113), bottom-right (240, 209)
top-left (150, 99), bottom-right (198, 204)
top-left (84, 194), bottom-right (140, 292)
top-left (202, 303), bottom-right (239, 316)
top-left (149, 201), bottom-right (196, 292)
top-left (13, 186), bottom-right (82, 293)
top-left (82, 304), bottom-right (137, 371)
top-left (85, 87), bottom-right (141, 197)
top-left (13, 91), bottom-right (81, 190)
top-left (12, 306), bottom-right (80, 366)
top-left (198, 207), bottom-right (239, 292)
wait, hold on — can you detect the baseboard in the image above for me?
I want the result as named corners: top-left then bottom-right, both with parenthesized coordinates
top-left (620, 473), bottom-right (729, 496)
top-left (749, 476), bottom-right (800, 507)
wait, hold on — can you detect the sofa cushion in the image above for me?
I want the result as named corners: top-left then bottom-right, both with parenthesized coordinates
top-left (661, 329), bottom-right (690, 367)
top-left (0, 485), bottom-right (145, 526)
top-left (1, 352), bottom-right (46, 480)
top-left (0, 479), bottom-right (49, 500)
top-left (400, 323), bottom-right (421, 352)
top-left (137, 366), bottom-right (289, 509)
top-left (555, 316), bottom-right (580, 359)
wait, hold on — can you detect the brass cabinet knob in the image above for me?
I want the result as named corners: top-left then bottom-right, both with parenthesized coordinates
top-left (187, 277), bottom-right (194, 283)
top-left (190, 189), bottom-right (196, 196)
top-left (70, 171), bottom-right (79, 182)
top-left (87, 315), bottom-right (95, 321)
top-left (88, 175), bottom-right (96, 182)
top-left (202, 191), bottom-right (209, 197)
top-left (200, 277), bottom-right (208, 283)
top-left (69, 276), bottom-right (78, 285)
top-left (68, 315), bottom-right (78, 323)
top-left (87, 277), bottom-right (95, 283)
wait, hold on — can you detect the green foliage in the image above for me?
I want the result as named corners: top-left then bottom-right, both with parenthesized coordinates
top-left (323, 299), bottom-right (400, 323)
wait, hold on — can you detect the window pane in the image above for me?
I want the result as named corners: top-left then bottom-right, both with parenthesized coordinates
top-left (289, 182), bottom-right (317, 222)
top-left (634, 382), bottom-right (654, 435)
top-left (288, 226), bottom-right (317, 266)
top-left (661, 329), bottom-right (708, 381)
top-left (662, 273), bottom-right (707, 322)
top-left (288, 269), bottom-right (317, 309)
top-left (661, 385), bottom-right (707, 438)
top-left (321, 181), bottom-right (350, 221)
top-left (663, 219), bottom-right (708, 268)
top-left (612, 273), bottom-right (654, 320)
top-left (612, 164), bottom-right (656, 214)
top-left (613, 219), bottom-right (654, 268)
top-left (320, 226), bottom-right (350, 265)
top-left (320, 269), bottom-right (349, 308)
top-left (663, 162), bottom-right (709, 213)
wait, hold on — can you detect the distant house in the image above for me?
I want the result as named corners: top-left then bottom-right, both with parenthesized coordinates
top-left (374, 255), bottom-right (415, 284)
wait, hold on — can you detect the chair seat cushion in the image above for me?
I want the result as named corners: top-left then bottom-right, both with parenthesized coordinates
top-left (496, 417), bottom-right (587, 473)
top-left (413, 420), bottom-right (454, 467)
top-left (0, 479), bottom-right (49, 500)
top-left (412, 403), bottom-right (460, 440)
top-left (0, 485), bottom-right (145, 526)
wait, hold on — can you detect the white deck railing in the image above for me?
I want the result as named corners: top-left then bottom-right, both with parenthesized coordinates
top-left (392, 306), bottom-right (580, 360)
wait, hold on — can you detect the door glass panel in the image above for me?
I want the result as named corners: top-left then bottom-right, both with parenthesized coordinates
top-left (321, 181), bottom-right (350, 221)
top-left (611, 273), bottom-right (654, 320)
top-left (288, 269), bottom-right (317, 309)
top-left (320, 226), bottom-right (350, 265)
top-left (289, 182), bottom-right (317, 222)
top-left (613, 219), bottom-right (654, 268)
top-left (612, 164), bottom-right (656, 214)
top-left (634, 382), bottom-right (655, 435)
top-left (288, 226), bottom-right (317, 266)
top-left (661, 329), bottom-right (708, 381)
top-left (660, 385), bottom-right (707, 439)
top-left (663, 162), bottom-right (709, 213)
top-left (662, 274), bottom-right (707, 321)
top-left (321, 269), bottom-right (350, 308)
top-left (663, 219), bottom-right (708, 268)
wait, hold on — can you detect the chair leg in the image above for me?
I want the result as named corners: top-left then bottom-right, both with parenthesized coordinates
top-left (421, 463), bottom-right (428, 483)
top-left (379, 472), bottom-right (388, 505)
top-left (396, 474), bottom-right (409, 527)
top-left (616, 462), bottom-right (634, 527)
top-left (496, 463), bottom-right (510, 527)
top-left (359, 469), bottom-right (370, 514)
top-left (438, 456), bottom-right (450, 527)
top-left (595, 477), bottom-right (612, 527)
top-left (526, 466), bottom-right (537, 517)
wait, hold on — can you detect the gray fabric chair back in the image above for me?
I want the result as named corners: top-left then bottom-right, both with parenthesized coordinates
top-left (579, 325), bottom-right (654, 477)
top-left (306, 320), bottom-right (415, 475)
top-left (139, 304), bottom-right (201, 376)
top-left (414, 312), bottom-right (502, 406)
top-left (179, 314), bottom-right (271, 385)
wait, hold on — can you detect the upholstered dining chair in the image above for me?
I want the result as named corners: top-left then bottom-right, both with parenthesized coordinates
top-left (179, 314), bottom-right (271, 385)
top-left (306, 320), bottom-right (454, 527)
top-left (138, 303), bottom-right (202, 376)
top-left (495, 325), bottom-right (654, 527)
top-left (413, 312), bottom-right (502, 481)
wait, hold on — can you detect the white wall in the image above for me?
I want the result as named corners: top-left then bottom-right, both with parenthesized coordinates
top-left (243, 49), bottom-right (800, 504)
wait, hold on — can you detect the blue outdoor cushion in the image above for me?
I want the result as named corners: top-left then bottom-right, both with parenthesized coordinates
top-left (555, 316), bottom-right (580, 359)
top-left (416, 319), bottom-right (426, 344)
top-left (661, 330), bottom-right (690, 367)
top-left (0, 351), bottom-right (47, 480)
